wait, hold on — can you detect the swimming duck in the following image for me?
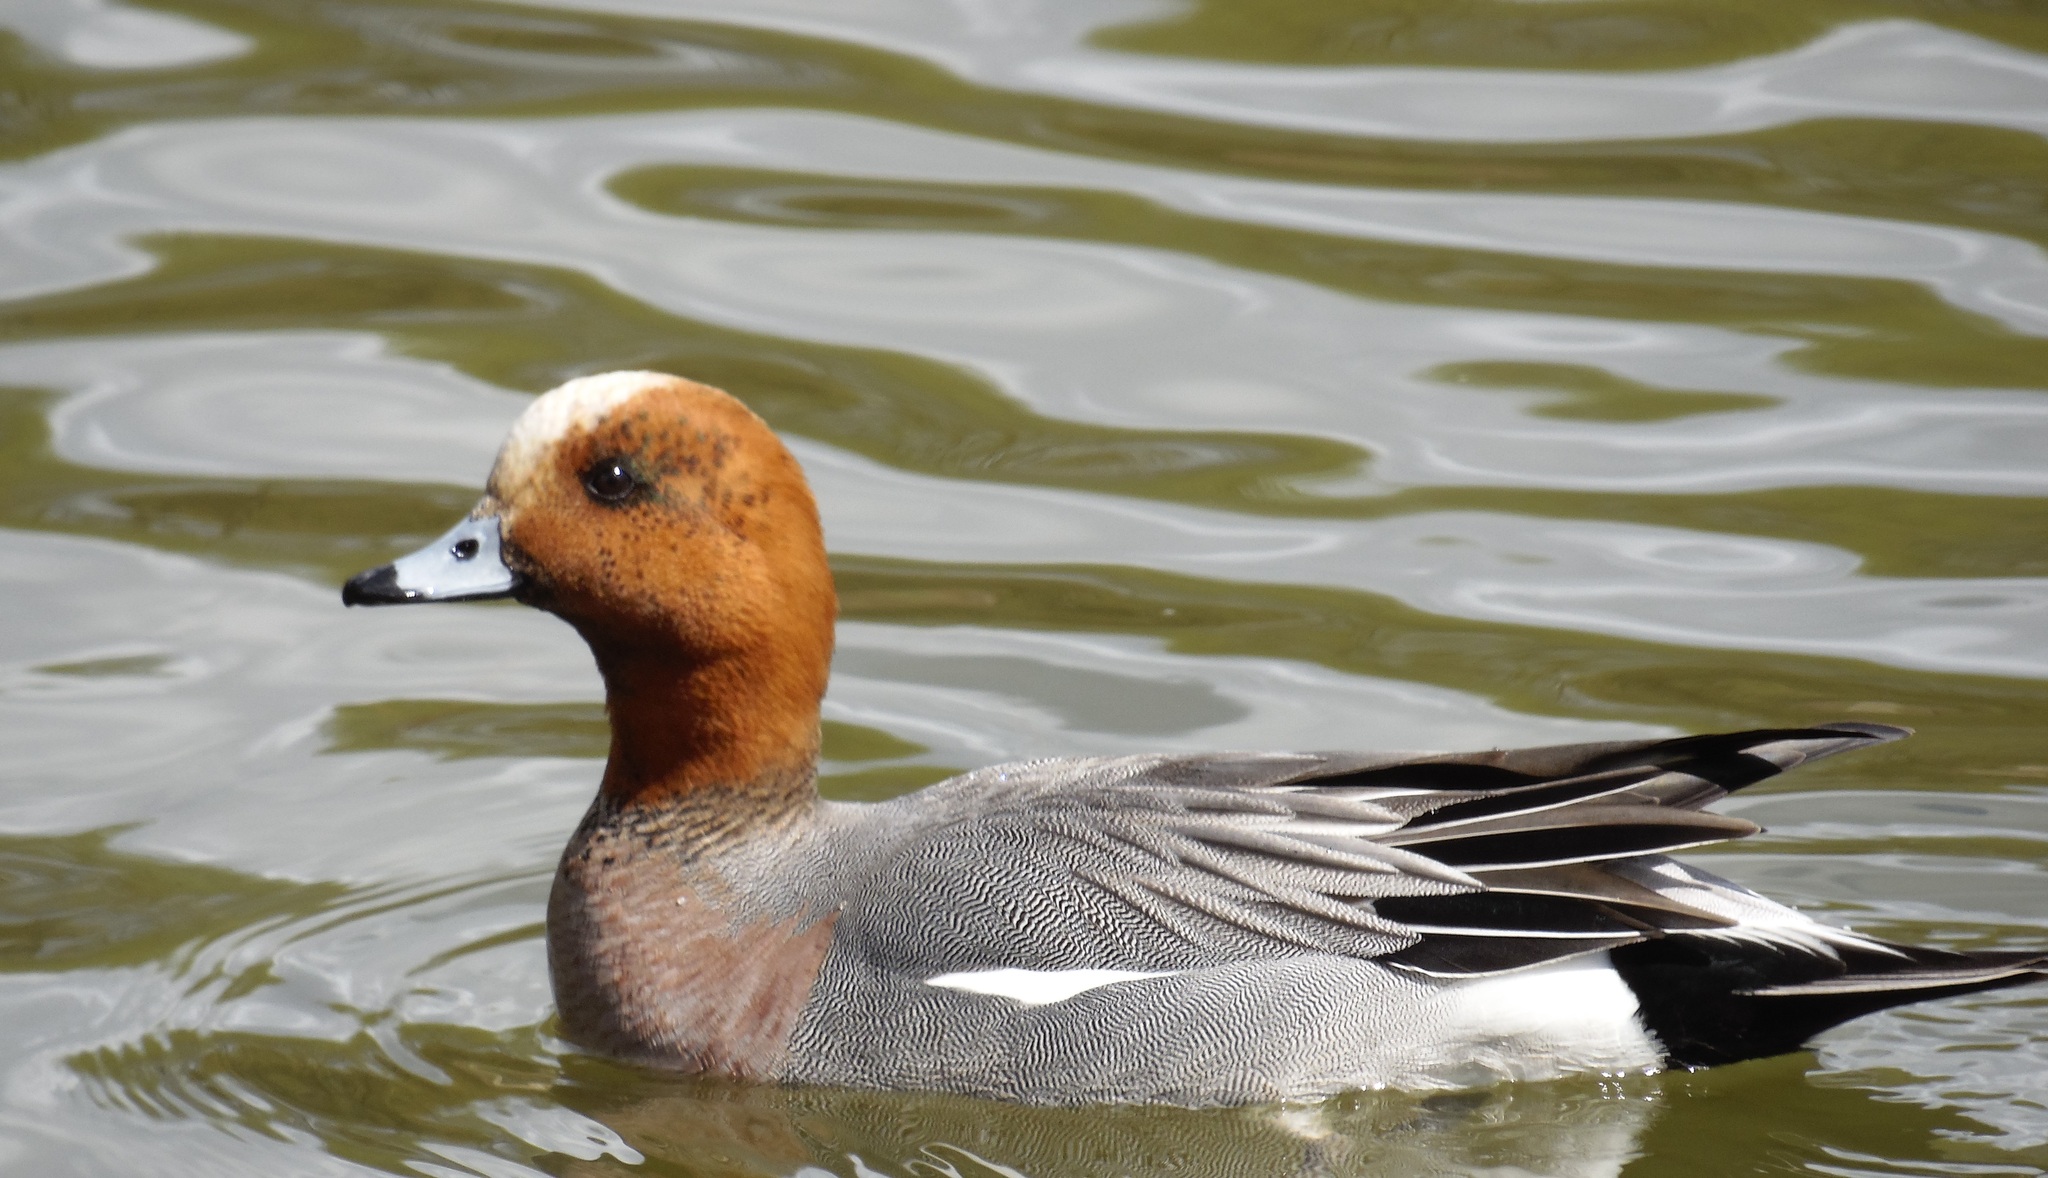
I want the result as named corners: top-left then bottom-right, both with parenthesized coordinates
top-left (343, 371), bottom-right (2045, 1106)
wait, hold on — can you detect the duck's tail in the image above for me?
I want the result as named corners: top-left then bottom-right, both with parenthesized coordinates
top-left (1613, 934), bottom-right (2048, 1067)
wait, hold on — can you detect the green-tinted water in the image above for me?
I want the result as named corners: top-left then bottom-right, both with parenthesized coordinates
top-left (2, 1), bottom-right (2046, 1173)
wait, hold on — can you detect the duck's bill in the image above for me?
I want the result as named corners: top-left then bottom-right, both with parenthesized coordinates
top-left (342, 516), bottom-right (520, 606)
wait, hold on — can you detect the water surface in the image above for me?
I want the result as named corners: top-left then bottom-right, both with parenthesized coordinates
top-left (3, 1), bottom-right (2047, 1174)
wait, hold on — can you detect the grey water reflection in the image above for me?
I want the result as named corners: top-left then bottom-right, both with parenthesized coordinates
top-left (557, 1070), bottom-right (1665, 1178)
top-left (5, 0), bottom-right (2048, 1175)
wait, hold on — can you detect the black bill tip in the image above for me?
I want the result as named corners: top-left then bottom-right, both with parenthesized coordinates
top-left (342, 515), bottom-right (520, 606)
top-left (341, 564), bottom-right (415, 606)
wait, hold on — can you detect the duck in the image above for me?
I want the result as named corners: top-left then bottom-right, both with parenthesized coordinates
top-left (342, 371), bottom-right (2046, 1106)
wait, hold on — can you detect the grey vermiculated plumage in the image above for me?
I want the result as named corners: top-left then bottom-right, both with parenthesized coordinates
top-left (683, 723), bottom-right (2048, 1105)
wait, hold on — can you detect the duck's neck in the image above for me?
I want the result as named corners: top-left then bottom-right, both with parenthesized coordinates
top-left (588, 640), bottom-right (822, 818)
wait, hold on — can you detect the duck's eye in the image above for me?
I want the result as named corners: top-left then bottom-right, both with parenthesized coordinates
top-left (581, 458), bottom-right (639, 504)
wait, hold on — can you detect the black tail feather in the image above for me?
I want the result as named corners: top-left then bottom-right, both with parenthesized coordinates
top-left (1613, 936), bottom-right (2046, 1067)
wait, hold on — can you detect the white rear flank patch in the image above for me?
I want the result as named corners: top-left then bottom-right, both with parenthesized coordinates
top-left (1434, 953), bottom-right (1661, 1082)
top-left (924, 967), bottom-right (1182, 1006)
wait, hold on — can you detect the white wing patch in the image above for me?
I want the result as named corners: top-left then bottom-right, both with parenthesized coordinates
top-left (923, 967), bottom-right (1183, 1006)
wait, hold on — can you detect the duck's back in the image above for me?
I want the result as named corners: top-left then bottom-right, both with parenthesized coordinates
top-left (759, 726), bottom-right (2045, 1104)
top-left (557, 726), bottom-right (2047, 1106)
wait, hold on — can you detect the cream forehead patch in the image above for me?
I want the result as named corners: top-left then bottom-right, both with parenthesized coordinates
top-left (492, 371), bottom-right (666, 494)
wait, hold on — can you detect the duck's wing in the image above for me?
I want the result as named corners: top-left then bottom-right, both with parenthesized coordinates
top-left (819, 722), bottom-right (2046, 1091)
top-left (843, 723), bottom-right (1911, 982)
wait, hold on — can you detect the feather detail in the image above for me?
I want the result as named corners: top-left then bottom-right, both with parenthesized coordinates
top-left (849, 724), bottom-right (1910, 985)
top-left (1171, 823), bottom-right (1410, 876)
top-left (1388, 934), bottom-right (1644, 977)
top-left (1741, 953), bottom-right (2047, 997)
top-left (1390, 766), bottom-right (1667, 830)
top-left (1132, 875), bottom-right (1410, 958)
top-left (1379, 807), bottom-right (1761, 869)
top-left (1469, 864), bottom-right (1736, 928)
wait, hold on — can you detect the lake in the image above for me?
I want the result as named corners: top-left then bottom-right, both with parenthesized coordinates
top-left (3, 1), bottom-right (2047, 1174)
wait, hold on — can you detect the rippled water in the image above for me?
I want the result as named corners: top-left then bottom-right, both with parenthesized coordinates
top-left (4, 1), bottom-right (2048, 1174)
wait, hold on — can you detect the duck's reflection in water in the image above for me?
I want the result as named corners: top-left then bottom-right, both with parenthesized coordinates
top-left (553, 1060), bottom-right (1658, 1178)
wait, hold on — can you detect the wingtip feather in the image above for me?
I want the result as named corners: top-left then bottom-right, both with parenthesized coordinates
top-left (1810, 721), bottom-right (1913, 742)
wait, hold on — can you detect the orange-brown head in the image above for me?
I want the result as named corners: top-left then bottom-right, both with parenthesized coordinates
top-left (345, 372), bottom-right (836, 810)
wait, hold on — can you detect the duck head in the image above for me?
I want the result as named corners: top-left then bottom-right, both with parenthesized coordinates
top-left (344, 372), bottom-right (836, 809)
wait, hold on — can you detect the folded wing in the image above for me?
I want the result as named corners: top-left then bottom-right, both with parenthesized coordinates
top-left (858, 724), bottom-right (1895, 978)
